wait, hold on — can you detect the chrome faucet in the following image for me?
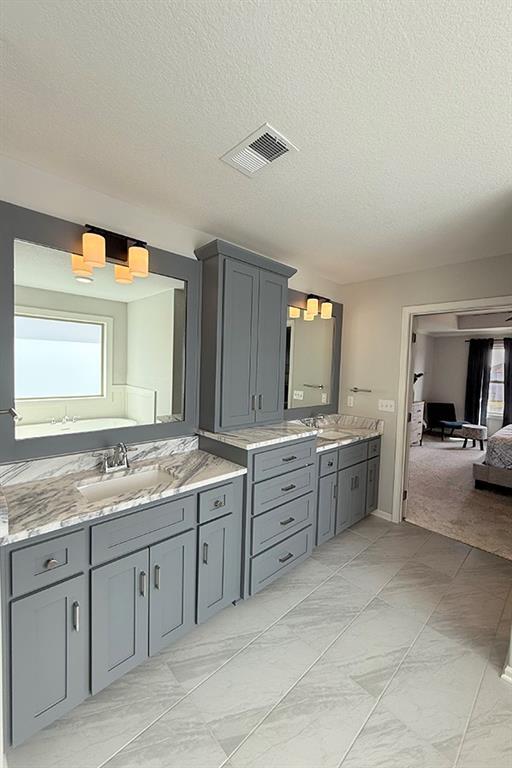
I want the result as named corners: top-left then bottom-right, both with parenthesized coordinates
top-left (300, 415), bottom-right (327, 429)
top-left (100, 442), bottom-right (130, 473)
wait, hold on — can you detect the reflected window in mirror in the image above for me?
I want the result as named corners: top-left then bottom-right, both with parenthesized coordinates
top-left (285, 307), bottom-right (336, 409)
top-left (14, 240), bottom-right (186, 440)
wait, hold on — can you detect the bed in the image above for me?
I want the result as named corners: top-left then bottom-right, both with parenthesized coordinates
top-left (473, 424), bottom-right (512, 491)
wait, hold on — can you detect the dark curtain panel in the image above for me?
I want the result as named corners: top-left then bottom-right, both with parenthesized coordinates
top-left (464, 338), bottom-right (494, 425)
top-left (503, 338), bottom-right (512, 427)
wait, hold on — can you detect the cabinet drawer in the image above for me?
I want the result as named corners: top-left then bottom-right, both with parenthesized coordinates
top-left (11, 531), bottom-right (87, 598)
top-left (252, 439), bottom-right (316, 482)
top-left (250, 526), bottom-right (313, 595)
top-left (368, 438), bottom-right (381, 458)
top-left (338, 441), bottom-right (368, 469)
top-left (252, 466), bottom-right (316, 516)
top-left (91, 496), bottom-right (195, 565)
top-left (251, 492), bottom-right (315, 555)
top-left (319, 450), bottom-right (338, 476)
top-left (199, 483), bottom-right (234, 524)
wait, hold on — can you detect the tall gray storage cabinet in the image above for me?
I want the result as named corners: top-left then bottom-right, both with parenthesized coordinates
top-left (196, 240), bottom-right (296, 432)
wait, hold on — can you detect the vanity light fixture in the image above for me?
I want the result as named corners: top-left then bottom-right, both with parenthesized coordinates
top-left (289, 306), bottom-right (300, 319)
top-left (128, 243), bottom-right (149, 278)
top-left (306, 296), bottom-right (319, 316)
top-left (114, 265), bottom-right (133, 284)
top-left (71, 254), bottom-right (94, 283)
top-left (320, 301), bottom-right (333, 319)
top-left (303, 310), bottom-right (314, 321)
top-left (82, 230), bottom-right (106, 268)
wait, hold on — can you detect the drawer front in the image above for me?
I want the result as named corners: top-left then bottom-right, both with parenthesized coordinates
top-left (251, 492), bottom-right (315, 555)
top-left (338, 441), bottom-right (368, 470)
top-left (199, 483), bottom-right (234, 524)
top-left (250, 526), bottom-right (313, 595)
top-left (91, 496), bottom-right (196, 565)
top-left (319, 450), bottom-right (338, 477)
top-left (252, 439), bottom-right (316, 482)
top-left (368, 437), bottom-right (381, 459)
top-left (252, 466), bottom-right (316, 516)
top-left (11, 531), bottom-right (87, 598)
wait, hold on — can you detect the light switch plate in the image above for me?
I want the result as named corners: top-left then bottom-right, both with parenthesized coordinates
top-left (347, 395), bottom-right (354, 407)
top-left (378, 399), bottom-right (395, 412)
top-left (293, 390), bottom-right (304, 401)
top-left (321, 393), bottom-right (328, 404)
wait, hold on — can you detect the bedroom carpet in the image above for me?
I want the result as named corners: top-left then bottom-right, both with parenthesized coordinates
top-left (406, 436), bottom-right (512, 561)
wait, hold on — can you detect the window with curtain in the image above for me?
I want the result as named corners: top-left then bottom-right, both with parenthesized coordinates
top-left (488, 344), bottom-right (504, 416)
top-left (15, 314), bottom-right (104, 399)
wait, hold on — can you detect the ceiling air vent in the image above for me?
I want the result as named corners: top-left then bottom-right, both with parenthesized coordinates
top-left (221, 123), bottom-right (298, 177)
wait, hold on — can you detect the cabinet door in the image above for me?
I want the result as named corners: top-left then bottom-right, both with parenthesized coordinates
top-left (255, 269), bottom-right (287, 423)
top-left (317, 473), bottom-right (337, 546)
top-left (220, 259), bottom-right (259, 428)
top-left (91, 549), bottom-right (149, 694)
top-left (336, 463), bottom-right (368, 533)
top-left (149, 531), bottom-right (196, 656)
top-left (197, 513), bottom-right (241, 624)
top-left (366, 457), bottom-right (380, 515)
top-left (11, 574), bottom-right (88, 746)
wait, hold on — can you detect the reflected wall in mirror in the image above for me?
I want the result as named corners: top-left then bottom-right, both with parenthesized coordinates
top-left (14, 240), bottom-right (186, 440)
top-left (285, 308), bottom-right (336, 408)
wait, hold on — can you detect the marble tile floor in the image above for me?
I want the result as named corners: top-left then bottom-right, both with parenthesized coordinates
top-left (7, 517), bottom-right (512, 768)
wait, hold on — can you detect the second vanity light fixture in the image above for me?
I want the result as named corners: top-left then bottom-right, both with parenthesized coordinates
top-left (288, 294), bottom-right (333, 322)
top-left (71, 226), bottom-right (150, 284)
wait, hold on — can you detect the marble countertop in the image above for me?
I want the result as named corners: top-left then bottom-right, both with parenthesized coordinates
top-left (316, 427), bottom-right (382, 453)
top-left (198, 422), bottom-right (319, 451)
top-left (0, 450), bottom-right (247, 546)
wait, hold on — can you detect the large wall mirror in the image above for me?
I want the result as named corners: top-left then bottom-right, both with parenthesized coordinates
top-left (284, 289), bottom-right (342, 418)
top-left (0, 202), bottom-right (200, 461)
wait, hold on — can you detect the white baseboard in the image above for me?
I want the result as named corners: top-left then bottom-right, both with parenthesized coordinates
top-left (501, 664), bottom-right (512, 685)
top-left (371, 509), bottom-right (393, 522)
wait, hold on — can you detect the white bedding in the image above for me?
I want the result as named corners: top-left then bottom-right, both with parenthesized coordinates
top-left (486, 424), bottom-right (512, 469)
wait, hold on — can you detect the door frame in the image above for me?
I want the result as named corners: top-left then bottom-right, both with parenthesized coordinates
top-left (392, 293), bottom-right (512, 523)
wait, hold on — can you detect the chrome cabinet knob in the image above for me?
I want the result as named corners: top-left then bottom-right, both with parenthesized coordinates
top-left (213, 499), bottom-right (225, 508)
top-left (45, 558), bottom-right (59, 569)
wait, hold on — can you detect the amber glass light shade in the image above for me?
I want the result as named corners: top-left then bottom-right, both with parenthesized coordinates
top-left (82, 231), bottom-right (106, 268)
top-left (128, 245), bottom-right (149, 277)
top-left (320, 301), bottom-right (333, 319)
top-left (71, 254), bottom-right (93, 280)
top-left (303, 310), bottom-right (314, 321)
top-left (288, 306), bottom-right (300, 319)
top-left (114, 265), bottom-right (133, 284)
top-left (306, 296), bottom-right (319, 316)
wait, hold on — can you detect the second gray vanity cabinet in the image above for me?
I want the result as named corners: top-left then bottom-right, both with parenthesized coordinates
top-left (197, 512), bottom-right (242, 624)
top-left (149, 531), bottom-right (196, 656)
top-left (366, 456), bottom-right (380, 515)
top-left (254, 269), bottom-right (287, 423)
top-left (316, 472), bottom-right (337, 546)
top-left (91, 549), bottom-right (149, 694)
top-left (336, 463), bottom-right (368, 533)
top-left (11, 574), bottom-right (88, 746)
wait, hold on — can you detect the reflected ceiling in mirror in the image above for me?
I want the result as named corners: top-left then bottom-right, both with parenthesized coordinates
top-left (14, 240), bottom-right (186, 440)
top-left (285, 308), bottom-right (335, 409)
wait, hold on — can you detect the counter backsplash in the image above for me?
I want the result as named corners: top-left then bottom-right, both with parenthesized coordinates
top-left (0, 435), bottom-right (199, 487)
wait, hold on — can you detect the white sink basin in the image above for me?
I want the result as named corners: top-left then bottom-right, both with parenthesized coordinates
top-left (77, 467), bottom-right (171, 503)
top-left (318, 430), bottom-right (354, 441)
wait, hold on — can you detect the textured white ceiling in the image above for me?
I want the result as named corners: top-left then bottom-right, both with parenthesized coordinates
top-left (1, 0), bottom-right (511, 284)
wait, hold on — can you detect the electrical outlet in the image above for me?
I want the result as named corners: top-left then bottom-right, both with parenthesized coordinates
top-left (347, 395), bottom-right (354, 407)
top-left (321, 393), bottom-right (328, 404)
top-left (378, 399), bottom-right (395, 412)
top-left (293, 390), bottom-right (304, 401)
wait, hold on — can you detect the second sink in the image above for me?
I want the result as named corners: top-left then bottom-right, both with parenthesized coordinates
top-left (77, 466), bottom-right (171, 503)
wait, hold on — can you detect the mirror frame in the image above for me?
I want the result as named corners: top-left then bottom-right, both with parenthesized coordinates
top-left (0, 201), bottom-right (200, 462)
top-left (283, 288), bottom-right (342, 420)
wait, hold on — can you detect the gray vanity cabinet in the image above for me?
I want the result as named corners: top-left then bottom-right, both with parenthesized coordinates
top-left (149, 530), bottom-right (196, 656)
top-left (11, 574), bottom-right (88, 746)
top-left (196, 239), bottom-right (296, 432)
top-left (197, 511), bottom-right (242, 624)
top-left (91, 549), bottom-right (149, 695)
top-left (366, 456), bottom-right (380, 514)
top-left (336, 462), bottom-right (368, 533)
top-left (317, 472), bottom-right (337, 546)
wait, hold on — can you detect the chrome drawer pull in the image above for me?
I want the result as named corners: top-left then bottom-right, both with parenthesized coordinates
top-left (203, 542), bottom-right (209, 565)
top-left (327, 461), bottom-right (334, 467)
top-left (281, 484), bottom-right (296, 492)
top-left (45, 558), bottom-right (59, 570)
top-left (213, 499), bottom-right (225, 508)
top-left (278, 552), bottom-right (293, 564)
top-left (280, 517), bottom-right (295, 526)
top-left (258, 394), bottom-right (263, 410)
top-left (140, 570), bottom-right (147, 597)
top-left (154, 564), bottom-right (161, 590)
top-left (72, 601), bottom-right (80, 632)
top-left (282, 455), bottom-right (297, 463)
